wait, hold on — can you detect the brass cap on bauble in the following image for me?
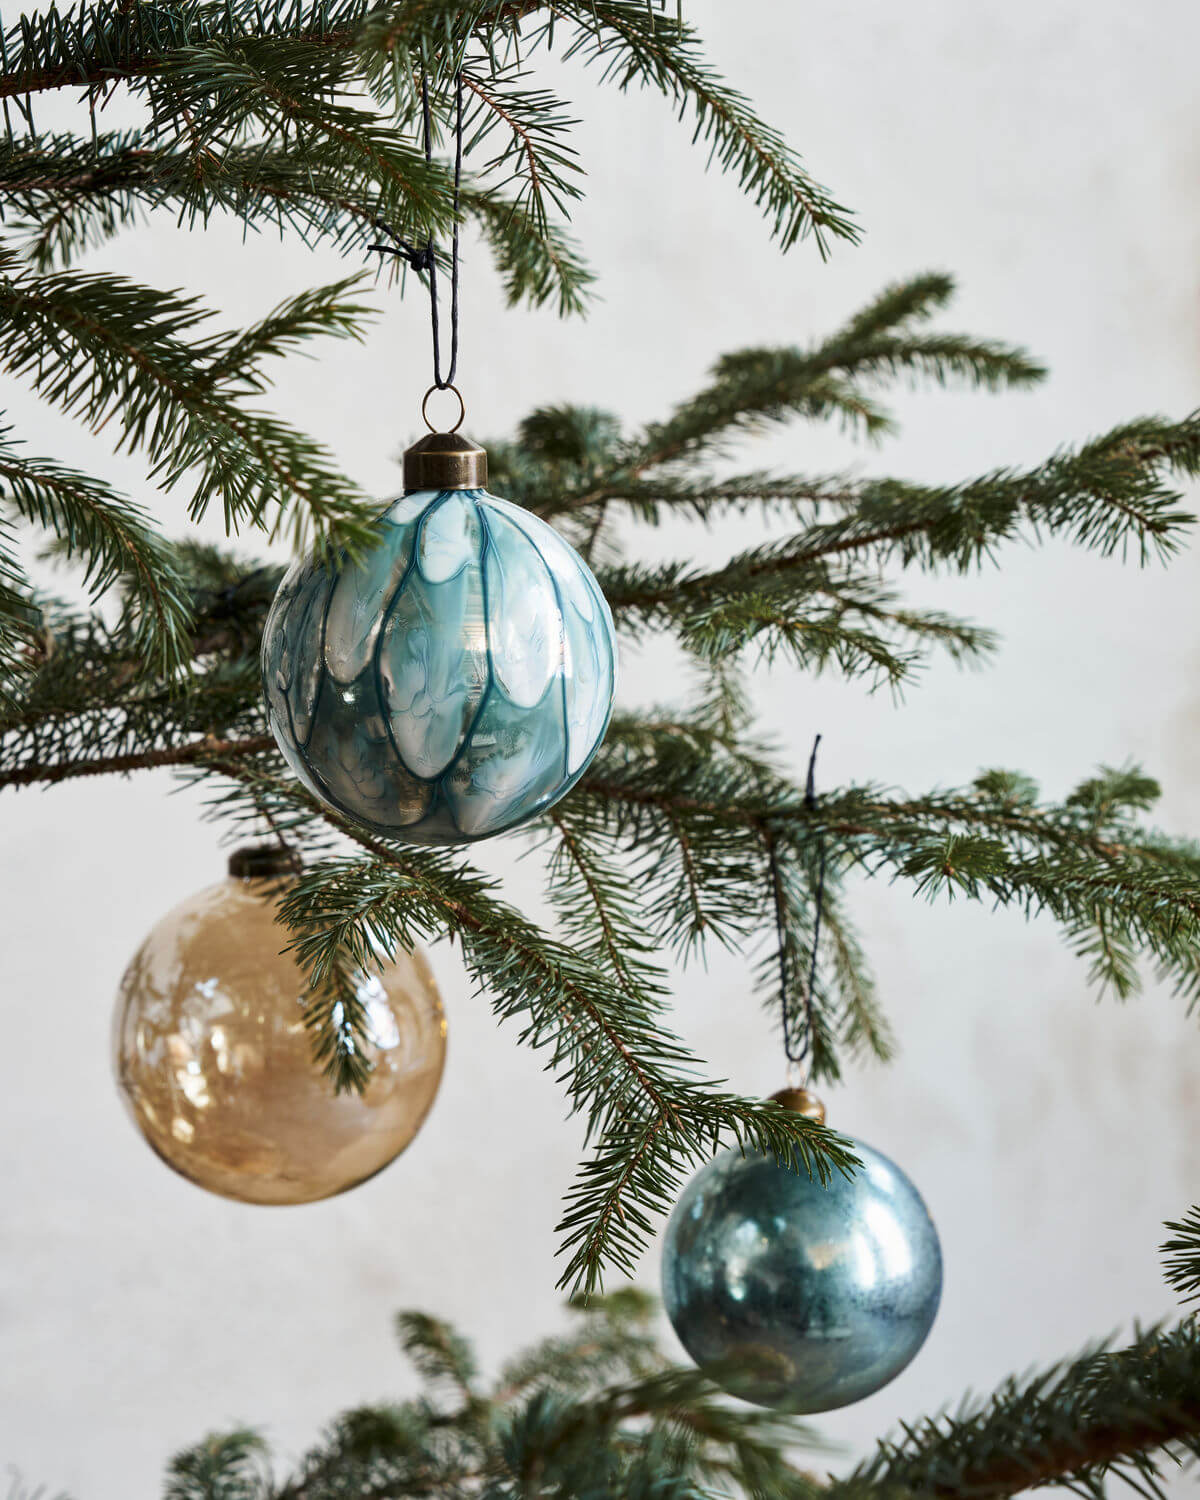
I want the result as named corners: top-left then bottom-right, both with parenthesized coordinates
top-left (227, 843), bottom-right (303, 880)
top-left (402, 431), bottom-right (488, 493)
top-left (769, 1086), bottom-right (826, 1125)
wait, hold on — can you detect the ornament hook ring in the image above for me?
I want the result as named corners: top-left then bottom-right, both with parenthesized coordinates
top-left (421, 383), bottom-right (465, 435)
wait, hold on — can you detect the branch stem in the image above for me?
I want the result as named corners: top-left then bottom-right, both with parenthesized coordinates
top-left (0, 733), bottom-right (273, 787)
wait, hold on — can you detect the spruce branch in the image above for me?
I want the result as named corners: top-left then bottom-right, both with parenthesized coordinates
top-left (602, 416), bottom-right (1199, 620)
top-left (1162, 1206), bottom-right (1200, 1306)
top-left (166, 1301), bottom-right (1200, 1499)
top-left (819, 885), bottom-right (893, 1066)
top-left (0, 425), bottom-right (194, 676)
top-left (253, 1291), bottom-right (827, 1500)
top-left (543, 801), bottom-right (673, 1008)
top-left (464, 184), bottom-right (594, 314)
top-left (529, 470), bottom-right (866, 528)
top-left (493, 1288), bottom-right (662, 1401)
top-left (577, 731), bottom-right (1200, 1011)
top-left (0, 0), bottom-right (479, 101)
top-left (460, 68), bottom-right (583, 232)
top-left (0, 131), bottom-right (593, 313)
top-left (297, 943), bottom-right (376, 1095)
top-left (395, 1311), bottom-right (479, 1401)
top-left (258, 824), bottom-right (856, 1289)
top-left (0, 546), bottom-right (274, 782)
top-left (143, 37), bottom-right (458, 237)
top-left (0, 732), bottom-right (273, 789)
top-left (840, 1322), bottom-right (1200, 1500)
top-left (0, 512), bottom-right (39, 704)
top-left (5, 265), bottom-right (1200, 1302)
top-left (165, 1428), bottom-right (268, 1500)
top-left (626, 272), bottom-right (1042, 470)
top-left (546, 1), bottom-right (858, 255)
top-left (0, 0), bottom-right (852, 279)
top-left (581, 412), bottom-right (1197, 684)
top-left (0, 251), bottom-right (376, 542)
top-left (200, 277), bottom-right (373, 392)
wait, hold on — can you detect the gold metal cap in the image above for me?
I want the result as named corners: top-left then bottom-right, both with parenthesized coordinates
top-left (228, 844), bottom-right (302, 880)
top-left (769, 1086), bottom-right (826, 1125)
top-left (403, 430), bottom-right (488, 492)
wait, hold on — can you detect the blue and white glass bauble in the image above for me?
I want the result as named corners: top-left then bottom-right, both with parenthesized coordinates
top-left (661, 1104), bottom-right (942, 1414)
top-left (261, 434), bottom-right (617, 846)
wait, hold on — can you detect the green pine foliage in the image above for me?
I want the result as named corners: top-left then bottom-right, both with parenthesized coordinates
top-left (162, 1292), bottom-right (1200, 1500)
top-left (1162, 1207), bottom-right (1200, 1305)
top-left (8, 271), bottom-right (1200, 1297)
top-left (4, 5), bottom-right (1200, 1494)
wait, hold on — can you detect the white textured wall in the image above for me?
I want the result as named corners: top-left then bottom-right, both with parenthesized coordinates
top-left (4, 3), bottom-right (1200, 1494)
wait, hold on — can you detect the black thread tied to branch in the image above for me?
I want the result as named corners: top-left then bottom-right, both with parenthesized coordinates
top-left (371, 67), bottom-right (463, 392)
top-left (771, 732), bottom-right (826, 1077)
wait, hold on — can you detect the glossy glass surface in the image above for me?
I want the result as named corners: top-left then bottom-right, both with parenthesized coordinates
top-left (261, 489), bottom-right (618, 845)
top-left (662, 1138), bottom-right (942, 1413)
top-left (113, 875), bottom-right (446, 1205)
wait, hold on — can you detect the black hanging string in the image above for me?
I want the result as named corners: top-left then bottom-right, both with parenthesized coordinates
top-left (370, 66), bottom-right (462, 391)
top-left (777, 733), bottom-right (826, 1073)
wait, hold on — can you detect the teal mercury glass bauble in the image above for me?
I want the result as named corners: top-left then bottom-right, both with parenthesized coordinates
top-left (661, 1123), bottom-right (942, 1413)
top-left (261, 431), bottom-right (617, 846)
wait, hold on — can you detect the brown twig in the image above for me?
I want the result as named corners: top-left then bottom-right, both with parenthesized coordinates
top-left (923, 1400), bottom-right (1200, 1499)
top-left (0, 733), bottom-right (273, 788)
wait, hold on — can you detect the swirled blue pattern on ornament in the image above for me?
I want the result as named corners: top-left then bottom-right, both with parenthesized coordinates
top-left (261, 489), bottom-right (618, 846)
top-left (662, 1137), bottom-right (942, 1413)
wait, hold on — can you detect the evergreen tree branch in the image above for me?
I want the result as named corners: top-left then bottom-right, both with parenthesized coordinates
top-left (0, 0), bottom-right (472, 101)
top-left (543, 802), bottom-right (673, 1007)
top-left (0, 512), bottom-right (40, 704)
top-left (0, 426), bottom-right (195, 675)
top-left (166, 1428), bottom-right (268, 1500)
top-left (465, 185), bottom-right (594, 314)
top-left (163, 1306), bottom-right (1200, 1500)
top-left (526, 470), bottom-right (864, 527)
top-left (840, 1322), bottom-right (1200, 1500)
top-left (492, 1288), bottom-right (662, 1401)
top-left (0, 0), bottom-right (851, 261)
top-left (201, 277), bottom-right (373, 391)
top-left (546, 1), bottom-right (857, 255)
top-left (578, 735), bottom-right (1200, 1010)
top-left (819, 885), bottom-right (893, 1065)
top-left (153, 752), bottom-right (856, 1283)
top-left (1161, 1206), bottom-right (1200, 1306)
top-left (625, 272), bottom-right (1042, 469)
top-left (0, 548), bottom-right (274, 779)
top-left (460, 69), bottom-right (583, 232)
top-left (0, 731), bottom-right (273, 788)
top-left (145, 38), bottom-right (457, 238)
top-left (601, 416), bottom-right (1200, 639)
top-left (0, 251), bottom-right (376, 542)
top-left (395, 1311), bottom-right (479, 1402)
top-left (0, 131), bottom-right (593, 313)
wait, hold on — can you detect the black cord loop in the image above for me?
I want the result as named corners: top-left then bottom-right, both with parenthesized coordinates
top-left (776, 733), bottom-right (826, 1075)
top-left (370, 65), bottom-right (462, 394)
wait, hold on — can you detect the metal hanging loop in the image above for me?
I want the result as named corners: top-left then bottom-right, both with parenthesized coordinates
top-left (421, 382), bottom-right (466, 434)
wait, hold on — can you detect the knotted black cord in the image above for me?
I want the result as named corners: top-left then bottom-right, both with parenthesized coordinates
top-left (776, 733), bottom-right (826, 1073)
top-left (370, 65), bottom-right (462, 391)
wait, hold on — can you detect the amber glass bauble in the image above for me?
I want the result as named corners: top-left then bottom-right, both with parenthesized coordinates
top-left (112, 848), bottom-right (446, 1204)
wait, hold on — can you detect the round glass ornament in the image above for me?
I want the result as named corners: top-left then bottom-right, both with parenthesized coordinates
top-left (261, 434), bottom-right (617, 845)
top-left (113, 847), bottom-right (447, 1205)
top-left (661, 1113), bottom-right (942, 1413)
